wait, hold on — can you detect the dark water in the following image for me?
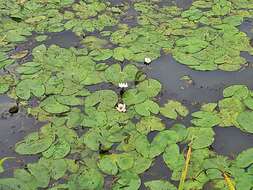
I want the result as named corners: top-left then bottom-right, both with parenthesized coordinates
top-left (0, 95), bottom-right (41, 178)
top-left (45, 30), bottom-right (82, 48)
top-left (140, 156), bottom-right (174, 189)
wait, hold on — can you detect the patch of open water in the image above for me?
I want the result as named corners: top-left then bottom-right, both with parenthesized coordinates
top-left (0, 95), bottom-right (42, 178)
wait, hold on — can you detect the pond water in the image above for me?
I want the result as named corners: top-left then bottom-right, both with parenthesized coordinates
top-left (0, 0), bottom-right (253, 190)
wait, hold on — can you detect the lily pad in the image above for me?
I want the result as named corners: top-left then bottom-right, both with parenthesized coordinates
top-left (145, 180), bottom-right (177, 190)
top-left (85, 90), bottom-right (118, 111)
top-left (160, 100), bottom-right (189, 120)
top-left (236, 111), bottom-right (253, 133)
top-left (16, 79), bottom-right (45, 100)
top-left (15, 125), bottom-right (55, 155)
top-left (134, 100), bottom-right (159, 116)
top-left (105, 64), bottom-right (138, 84)
top-left (40, 96), bottom-right (70, 114)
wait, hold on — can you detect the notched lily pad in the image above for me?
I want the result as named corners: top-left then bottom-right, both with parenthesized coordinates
top-left (160, 100), bottom-right (189, 120)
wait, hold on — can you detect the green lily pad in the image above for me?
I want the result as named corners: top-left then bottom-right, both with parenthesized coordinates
top-left (136, 116), bottom-right (165, 134)
top-left (137, 79), bottom-right (161, 98)
top-left (15, 125), bottom-right (55, 155)
top-left (223, 85), bottom-right (249, 100)
top-left (27, 162), bottom-right (50, 188)
top-left (113, 47), bottom-right (134, 61)
top-left (40, 96), bottom-right (70, 114)
top-left (145, 180), bottom-right (177, 190)
top-left (98, 155), bottom-right (118, 175)
top-left (236, 111), bottom-right (253, 133)
top-left (186, 127), bottom-right (215, 149)
top-left (243, 96), bottom-right (253, 110)
top-left (163, 144), bottom-right (184, 173)
top-left (105, 64), bottom-right (138, 84)
top-left (90, 49), bottom-right (113, 61)
top-left (122, 89), bottom-right (147, 106)
top-left (0, 83), bottom-right (9, 94)
top-left (68, 168), bottom-right (104, 190)
top-left (191, 111), bottom-right (221, 128)
top-left (85, 90), bottom-right (118, 111)
top-left (0, 178), bottom-right (31, 190)
top-left (134, 100), bottom-right (159, 116)
top-left (160, 100), bottom-right (189, 120)
top-left (235, 148), bottom-right (253, 168)
top-left (42, 139), bottom-right (71, 159)
top-left (112, 171), bottom-right (141, 190)
top-left (16, 79), bottom-right (45, 100)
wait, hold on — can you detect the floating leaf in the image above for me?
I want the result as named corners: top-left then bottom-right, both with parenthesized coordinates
top-left (134, 100), bottom-right (159, 116)
top-left (150, 130), bottom-right (179, 158)
top-left (105, 64), bottom-right (138, 84)
top-left (163, 144), bottom-right (184, 174)
top-left (0, 178), bottom-right (30, 190)
top-left (42, 139), bottom-right (71, 159)
top-left (27, 162), bottom-right (50, 188)
top-left (191, 111), bottom-right (220, 128)
top-left (68, 168), bottom-right (104, 190)
top-left (243, 96), bottom-right (253, 110)
top-left (223, 85), bottom-right (249, 100)
top-left (35, 35), bottom-right (48, 42)
top-left (85, 90), bottom-right (118, 111)
top-left (55, 95), bottom-right (82, 106)
top-left (145, 180), bottom-right (177, 190)
top-left (90, 49), bottom-right (113, 61)
top-left (186, 127), bottom-right (215, 149)
top-left (123, 89), bottom-right (147, 106)
top-left (236, 111), bottom-right (253, 133)
top-left (137, 79), bottom-right (161, 98)
top-left (10, 50), bottom-right (28, 59)
top-left (0, 83), bottom-right (9, 94)
top-left (16, 79), bottom-right (45, 100)
top-left (160, 100), bottom-right (189, 120)
top-left (112, 171), bottom-right (141, 190)
top-left (40, 96), bottom-right (70, 114)
top-left (98, 155), bottom-right (118, 175)
top-left (113, 47), bottom-right (134, 61)
top-left (136, 116), bottom-right (165, 134)
top-left (235, 148), bottom-right (253, 168)
top-left (15, 125), bottom-right (55, 155)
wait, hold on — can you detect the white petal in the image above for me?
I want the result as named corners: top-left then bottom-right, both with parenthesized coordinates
top-left (144, 57), bottom-right (152, 63)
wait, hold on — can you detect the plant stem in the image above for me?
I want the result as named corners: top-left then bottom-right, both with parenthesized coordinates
top-left (223, 172), bottom-right (235, 190)
top-left (178, 144), bottom-right (192, 190)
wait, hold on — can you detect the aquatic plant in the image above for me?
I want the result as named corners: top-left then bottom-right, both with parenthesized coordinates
top-left (0, 0), bottom-right (252, 190)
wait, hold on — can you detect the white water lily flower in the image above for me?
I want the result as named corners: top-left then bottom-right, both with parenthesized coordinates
top-left (116, 103), bottom-right (126, 112)
top-left (144, 57), bottom-right (152, 64)
top-left (118, 82), bottom-right (128, 88)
